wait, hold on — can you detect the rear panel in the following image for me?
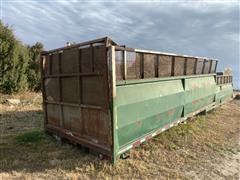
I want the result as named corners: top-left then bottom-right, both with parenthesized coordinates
top-left (41, 42), bottom-right (112, 156)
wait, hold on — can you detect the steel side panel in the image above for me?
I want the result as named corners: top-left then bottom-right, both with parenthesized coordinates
top-left (115, 79), bottom-right (184, 149)
top-left (215, 84), bottom-right (233, 103)
top-left (184, 76), bottom-right (216, 115)
top-left (114, 74), bottom-right (232, 155)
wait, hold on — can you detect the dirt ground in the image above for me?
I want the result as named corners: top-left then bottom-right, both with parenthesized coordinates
top-left (0, 92), bottom-right (239, 179)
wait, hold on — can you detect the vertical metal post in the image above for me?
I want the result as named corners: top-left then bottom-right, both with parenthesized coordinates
top-left (184, 57), bottom-right (188, 75)
top-left (78, 48), bottom-right (83, 135)
top-left (171, 56), bottom-right (175, 76)
top-left (214, 61), bottom-right (218, 73)
top-left (194, 58), bottom-right (198, 74)
top-left (209, 60), bottom-right (213, 73)
top-left (49, 54), bottom-right (53, 75)
top-left (58, 53), bottom-right (63, 128)
top-left (202, 59), bottom-right (206, 74)
top-left (78, 49), bottom-right (82, 103)
top-left (155, 55), bottom-right (159, 77)
top-left (109, 46), bottom-right (117, 164)
top-left (91, 44), bottom-right (94, 72)
top-left (140, 53), bottom-right (144, 79)
top-left (40, 54), bottom-right (48, 129)
top-left (123, 50), bottom-right (127, 80)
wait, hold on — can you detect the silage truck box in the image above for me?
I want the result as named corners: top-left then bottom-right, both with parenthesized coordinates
top-left (40, 37), bottom-right (233, 163)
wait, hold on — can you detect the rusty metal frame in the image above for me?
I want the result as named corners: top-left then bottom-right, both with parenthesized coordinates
top-left (107, 45), bottom-right (117, 163)
top-left (114, 45), bottom-right (218, 79)
top-left (40, 37), bottom-right (113, 158)
top-left (216, 75), bottom-right (233, 85)
top-left (46, 124), bottom-right (111, 155)
top-left (41, 37), bottom-right (113, 55)
top-left (115, 46), bottom-right (218, 61)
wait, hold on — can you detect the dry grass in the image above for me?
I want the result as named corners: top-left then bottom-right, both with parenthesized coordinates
top-left (0, 92), bottom-right (239, 179)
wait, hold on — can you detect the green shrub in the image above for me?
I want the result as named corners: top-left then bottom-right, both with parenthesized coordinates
top-left (0, 20), bottom-right (44, 93)
top-left (15, 130), bottom-right (46, 145)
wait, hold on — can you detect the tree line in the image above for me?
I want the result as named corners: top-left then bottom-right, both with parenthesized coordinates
top-left (0, 20), bottom-right (43, 94)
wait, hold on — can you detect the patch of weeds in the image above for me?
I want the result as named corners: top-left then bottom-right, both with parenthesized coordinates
top-left (15, 130), bottom-right (46, 145)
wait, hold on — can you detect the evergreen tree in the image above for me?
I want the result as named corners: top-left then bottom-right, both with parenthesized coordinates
top-left (0, 21), bottom-right (30, 93)
top-left (0, 20), bottom-right (43, 93)
top-left (27, 42), bottom-right (43, 91)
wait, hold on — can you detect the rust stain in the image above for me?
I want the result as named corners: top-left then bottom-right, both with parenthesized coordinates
top-left (155, 113), bottom-right (163, 120)
top-left (167, 109), bottom-right (176, 116)
top-left (135, 120), bottom-right (142, 127)
top-left (145, 135), bottom-right (152, 141)
top-left (192, 99), bottom-right (200, 105)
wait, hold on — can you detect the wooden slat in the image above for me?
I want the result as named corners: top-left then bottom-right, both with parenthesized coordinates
top-left (78, 49), bottom-right (82, 104)
top-left (209, 60), bottom-right (213, 73)
top-left (194, 58), bottom-right (197, 74)
top-left (58, 53), bottom-right (63, 128)
top-left (43, 72), bottom-right (103, 78)
top-left (202, 59), bottom-right (206, 74)
top-left (184, 57), bottom-right (188, 75)
top-left (171, 56), bottom-right (175, 76)
top-left (156, 55), bottom-right (159, 77)
top-left (140, 53), bottom-right (144, 79)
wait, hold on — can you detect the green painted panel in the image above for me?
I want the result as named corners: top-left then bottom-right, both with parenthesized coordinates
top-left (215, 84), bottom-right (233, 103)
top-left (184, 76), bottom-right (216, 114)
top-left (117, 106), bottom-right (183, 146)
top-left (115, 79), bottom-right (184, 149)
top-left (113, 75), bottom-right (233, 157)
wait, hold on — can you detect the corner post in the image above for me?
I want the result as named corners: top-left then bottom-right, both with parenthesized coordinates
top-left (109, 46), bottom-right (117, 164)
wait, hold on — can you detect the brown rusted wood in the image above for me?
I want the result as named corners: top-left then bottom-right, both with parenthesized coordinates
top-left (49, 54), bottom-right (53, 75)
top-left (202, 59), bottom-right (206, 74)
top-left (215, 61), bottom-right (218, 73)
top-left (184, 57), bottom-right (187, 75)
top-left (209, 60), bottom-right (213, 74)
top-left (43, 72), bottom-right (103, 78)
top-left (41, 37), bottom-right (108, 55)
top-left (140, 53), bottom-right (144, 79)
top-left (144, 54), bottom-right (156, 78)
top-left (171, 56), bottom-right (175, 76)
top-left (158, 55), bottom-right (172, 77)
top-left (58, 53), bottom-right (63, 128)
top-left (174, 57), bottom-right (185, 76)
top-left (115, 46), bottom-right (135, 52)
top-left (156, 55), bottom-right (159, 77)
top-left (194, 58), bottom-right (197, 74)
top-left (91, 44), bottom-right (94, 72)
top-left (125, 51), bottom-right (140, 79)
top-left (46, 125), bottom-right (111, 156)
top-left (42, 42), bottom-right (112, 157)
top-left (78, 49), bottom-right (82, 104)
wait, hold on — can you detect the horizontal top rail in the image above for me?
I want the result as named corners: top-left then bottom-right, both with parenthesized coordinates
top-left (116, 73), bottom-right (216, 86)
top-left (115, 45), bottom-right (218, 61)
top-left (41, 36), bottom-right (117, 55)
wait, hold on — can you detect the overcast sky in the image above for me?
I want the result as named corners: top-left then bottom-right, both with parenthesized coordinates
top-left (1, 0), bottom-right (239, 88)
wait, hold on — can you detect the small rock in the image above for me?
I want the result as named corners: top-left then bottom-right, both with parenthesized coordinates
top-left (49, 159), bottom-right (60, 166)
top-left (6, 99), bottom-right (21, 105)
top-left (6, 126), bottom-right (14, 130)
top-left (235, 94), bottom-right (240, 100)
